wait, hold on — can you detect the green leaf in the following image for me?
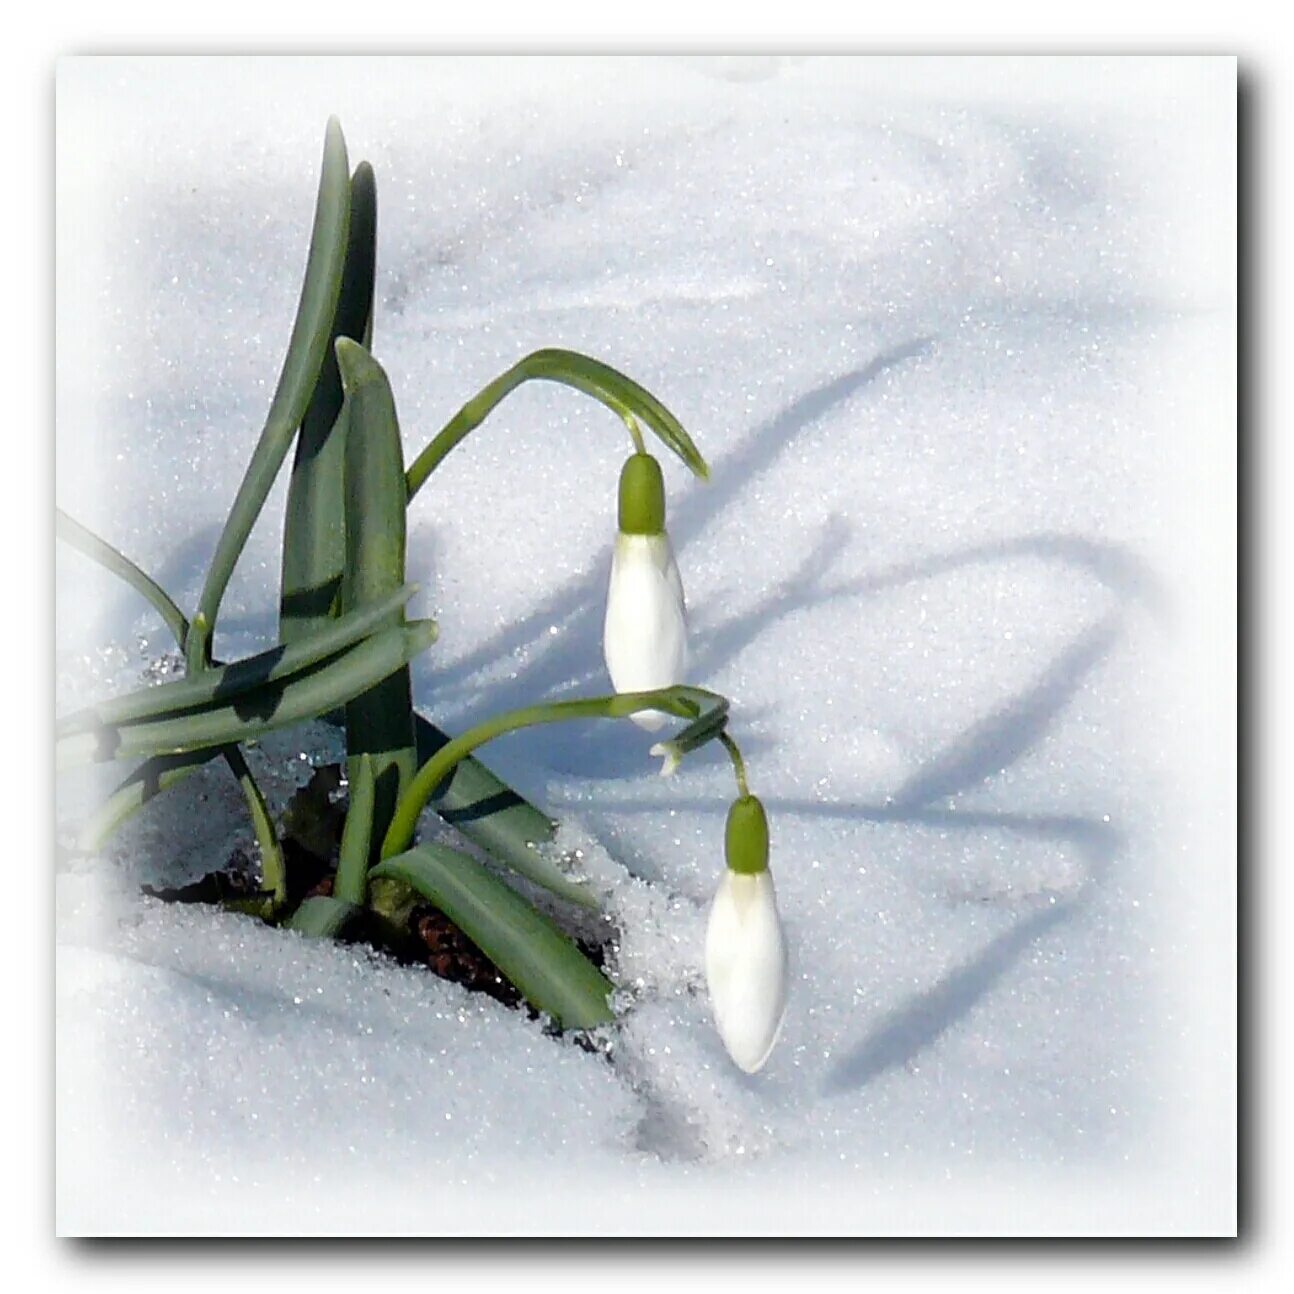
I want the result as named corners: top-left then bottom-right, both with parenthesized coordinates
top-left (286, 894), bottom-right (363, 938)
top-left (316, 708), bottom-right (596, 910)
top-left (56, 513), bottom-right (286, 890)
top-left (224, 745), bottom-right (288, 910)
top-left (334, 338), bottom-right (417, 896)
top-left (188, 117), bottom-right (352, 670)
top-left (57, 621), bottom-right (437, 769)
top-left (75, 747), bottom-right (222, 853)
top-left (370, 845), bottom-right (615, 1029)
top-left (412, 715), bottom-right (596, 910)
top-left (404, 348), bottom-right (709, 500)
top-left (334, 752), bottom-right (377, 905)
top-left (56, 508), bottom-right (189, 648)
top-left (280, 160), bottom-right (379, 644)
top-left (59, 584), bottom-right (420, 738)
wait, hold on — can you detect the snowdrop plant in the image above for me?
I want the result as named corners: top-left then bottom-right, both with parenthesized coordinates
top-left (56, 119), bottom-right (785, 1069)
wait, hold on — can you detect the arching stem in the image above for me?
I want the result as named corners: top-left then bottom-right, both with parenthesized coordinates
top-left (719, 731), bottom-right (751, 800)
top-left (380, 685), bottom-right (726, 861)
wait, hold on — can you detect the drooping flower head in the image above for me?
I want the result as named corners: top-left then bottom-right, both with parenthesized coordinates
top-left (603, 452), bottom-right (687, 730)
top-left (705, 793), bottom-right (788, 1073)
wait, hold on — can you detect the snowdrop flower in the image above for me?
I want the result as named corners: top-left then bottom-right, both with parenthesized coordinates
top-left (705, 794), bottom-right (788, 1073)
top-left (603, 452), bottom-right (687, 730)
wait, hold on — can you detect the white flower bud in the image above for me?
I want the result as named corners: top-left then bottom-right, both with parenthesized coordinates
top-left (704, 867), bottom-right (788, 1074)
top-left (603, 531), bottom-right (687, 731)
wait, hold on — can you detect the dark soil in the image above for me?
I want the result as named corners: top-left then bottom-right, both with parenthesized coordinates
top-left (411, 905), bottom-right (523, 1009)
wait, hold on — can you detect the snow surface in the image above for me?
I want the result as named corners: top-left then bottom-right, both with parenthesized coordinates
top-left (54, 56), bottom-right (1236, 1236)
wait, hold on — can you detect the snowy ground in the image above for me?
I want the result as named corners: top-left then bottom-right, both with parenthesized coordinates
top-left (54, 56), bottom-right (1236, 1236)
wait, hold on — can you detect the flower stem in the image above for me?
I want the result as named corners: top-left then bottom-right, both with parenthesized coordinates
top-left (404, 348), bottom-right (708, 501)
top-left (622, 411), bottom-right (647, 456)
top-left (380, 685), bottom-right (725, 861)
top-left (719, 732), bottom-right (750, 799)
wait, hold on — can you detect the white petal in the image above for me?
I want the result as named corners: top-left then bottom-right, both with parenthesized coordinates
top-left (660, 539), bottom-right (686, 614)
top-left (704, 869), bottom-right (788, 1073)
top-left (603, 532), bottom-right (687, 731)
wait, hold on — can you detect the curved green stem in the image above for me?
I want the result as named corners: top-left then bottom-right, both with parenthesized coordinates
top-left (57, 508), bottom-right (190, 648)
top-left (623, 411), bottom-right (647, 456)
top-left (225, 746), bottom-right (287, 911)
top-left (381, 685), bottom-right (726, 861)
top-left (719, 732), bottom-right (750, 800)
top-left (404, 348), bottom-right (709, 501)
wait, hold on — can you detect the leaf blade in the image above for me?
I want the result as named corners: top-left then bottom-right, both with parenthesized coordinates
top-left (334, 338), bottom-right (417, 895)
top-left (280, 160), bottom-right (379, 643)
top-left (57, 622), bottom-right (437, 768)
top-left (75, 748), bottom-right (222, 853)
top-left (188, 118), bottom-right (352, 668)
top-left (370, 845), bottom-right (615, 1029)
top-left (286, 895), bottom-right (363, 938)
top-left (59, 583), bottom-right (420, 736)
top-left (56, 508), bottom-right (189, 648)
top-left (413, 715), bottom-right (597, 910)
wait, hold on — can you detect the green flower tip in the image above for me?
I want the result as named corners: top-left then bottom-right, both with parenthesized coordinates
top-left (618, 453), bottom-right (667, 535)
top-left (725, 794), bottom-right (769, 875)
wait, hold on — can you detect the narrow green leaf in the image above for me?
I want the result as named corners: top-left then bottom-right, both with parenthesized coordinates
top-left (224, 746), bottom-right (287, 911)
top-left (56, 514), bottom-right (283, 885)
top-left (317, 707), bottom-right (596, 910)
top-left (280, 160), bottom-right (378, 644)
top-left (57, 621), bottom-right (437, 768)
top-left (404, 348), bottom-right (709, 501)
top-left (56, 508), bottom-right (189, 647)
top-left (75, 747), bottom-right (222, 853)
top-left (59, 584), bottom-right (420, 737)
top-left (333, 752), bottom-right (377, 905)
top-left (188, 118), bottom-right (351, 670)
top-left (370, 845), bottom-right (615, 1029)
top-left (79, 745), bottom-right (296, 913)
top-left (335, 338), bottom-right (417, 883)
top-left (286, 894), bottom-right (363, 938)
top-left (412, 715), bottom-right (596, 910)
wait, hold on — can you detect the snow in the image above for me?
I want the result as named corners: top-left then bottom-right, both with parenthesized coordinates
top-left (55, 55), bottom-right (1236, 1235)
